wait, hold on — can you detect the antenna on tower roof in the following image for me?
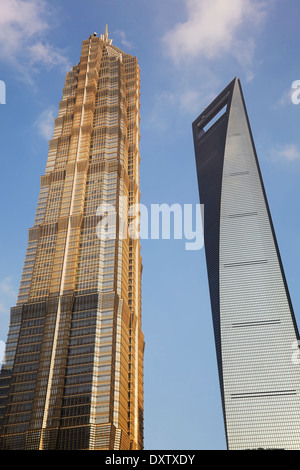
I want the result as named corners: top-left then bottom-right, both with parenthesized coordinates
top-left (100, 24), bottom-right (113, 44)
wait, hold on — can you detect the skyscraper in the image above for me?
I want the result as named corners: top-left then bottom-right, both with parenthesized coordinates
top-left (0, 28), bottom-right (144, 450)
top-left (192, 78), bottom-right (300, 450)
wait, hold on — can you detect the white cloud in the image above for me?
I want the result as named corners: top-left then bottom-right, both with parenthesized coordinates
top-left (146, 85), bottom-right (216, 131)
top-left (163, 0), bottom-right (270, 73)
top-left (34, 106), bottom-right (56, 140)
top-left (178, 88), bottom-right (210, 114)
top-left (147, 91), bottom-right (176, 130)
top-left (0, 0), bottom-right (70, 80)
top-left (0, 302), bottom-right (8, 315)
top-left (29, 42), bottom-right (70, 70)
top-left (0, 340), bottom-right (5, 367)
top-left (0, 277), bottom-right (17, 317)
top-left (154, 0), bottom-right (272, 125)
top-left (0, 277), bottom-right (17, 298)
top-left (114, 30), bottom-right (135, 50)
top-left (274, 86), bottom-right (296, 109)
top-left (277, 144), bottom-right (300, 162)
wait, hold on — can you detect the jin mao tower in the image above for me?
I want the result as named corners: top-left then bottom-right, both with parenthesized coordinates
top-left (0, 28), bottom-right (144, 451)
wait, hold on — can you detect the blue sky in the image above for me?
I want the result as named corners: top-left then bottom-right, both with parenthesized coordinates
top-left (0, 0), bottom-right (299, 450)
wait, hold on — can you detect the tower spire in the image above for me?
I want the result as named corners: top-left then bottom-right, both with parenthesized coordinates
top-left (100, 24), bottom-right (113, 44)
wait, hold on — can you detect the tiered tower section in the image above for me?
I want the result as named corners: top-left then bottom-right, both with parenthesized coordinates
top-left (0, 29), bottom-right (144, 450)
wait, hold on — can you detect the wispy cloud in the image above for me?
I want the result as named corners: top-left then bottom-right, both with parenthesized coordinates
top-left (0, 277), bottom-right (17, 298)
top-left (0, 276), bottom-right (17, 317)
top-left (163, 0), bottom-right (270, 78)
top-left (0, 0), bottom-right (70, 82)
top-left (274, 80), bottom-right (300, 109)
top-left (277, 144), bottom-right (300, 162)
top-left (34, 106), bottom-right (56, 140)
top-left (146, 85), bottom-right (216, 132)
top-left (114, 30), bottom-right (135, 50)
top-left (178, 88), bottom-right (211, 115)
top-left (151, 0), bottom-right (272, 131)
top-left (29, 41), bottom-right (70, 71)
top-left (147, 91), bottom-right (176, 131)
top-left (0, 277), bottom-right (17, 363)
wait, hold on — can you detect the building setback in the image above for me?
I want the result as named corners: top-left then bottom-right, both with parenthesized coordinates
top-left (0, 28), bottom-right (144, 450)
top-left (192, 78), bottom-right (300, 450)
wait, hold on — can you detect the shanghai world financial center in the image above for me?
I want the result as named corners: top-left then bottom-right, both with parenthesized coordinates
top-left (0, 31), bottom-right (300, 450)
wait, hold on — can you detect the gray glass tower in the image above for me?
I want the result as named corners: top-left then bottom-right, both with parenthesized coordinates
top-left (192, 78), bottom-right (300, 450)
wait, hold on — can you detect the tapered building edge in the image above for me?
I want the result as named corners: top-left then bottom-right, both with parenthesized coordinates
top-left (193, 78), bottom-right (300, 450)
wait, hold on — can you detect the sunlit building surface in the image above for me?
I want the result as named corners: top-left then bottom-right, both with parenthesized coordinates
top-left (0, 28), bottom-right (144, 450)
top-left (192, 78), bottom-right (300, 450)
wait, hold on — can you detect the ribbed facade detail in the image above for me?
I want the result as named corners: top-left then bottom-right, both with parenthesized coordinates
top-left (192, 78), bottom-right (300, 450)
top-left (0, 30), bottom-right (144, 450)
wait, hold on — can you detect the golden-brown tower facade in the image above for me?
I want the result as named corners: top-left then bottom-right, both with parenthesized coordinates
top-left (0, 28), bottom-right (144, 450)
